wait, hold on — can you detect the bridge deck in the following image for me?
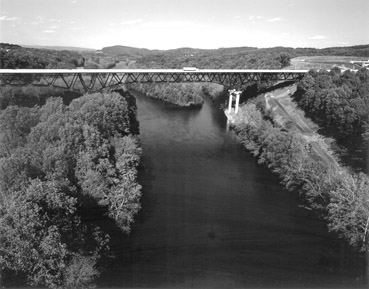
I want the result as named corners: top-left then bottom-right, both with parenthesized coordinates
top-left (0, 69), bottom-right (309, 74)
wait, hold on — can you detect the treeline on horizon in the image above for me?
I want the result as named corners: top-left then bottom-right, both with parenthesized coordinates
top-left (0, 90), bottom-right (142, 288)
top-left (101, 44), bottom-right (369, 69)
top-left (1, 42), bottom-right (369, 70)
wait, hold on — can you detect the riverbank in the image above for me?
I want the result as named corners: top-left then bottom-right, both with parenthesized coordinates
top-left (226, 87), bottom-right (369, 252)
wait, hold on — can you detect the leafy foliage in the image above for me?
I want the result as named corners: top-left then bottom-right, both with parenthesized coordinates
top-left (0, 85), bottom-right (82, 110)
top-left (0, 91), bottom-right (141, 287)
top-left (294, 68), bottom-right (369, 170)
top-left (231, 98), bottom-right (369, 251)
top-left (130, 83), bottom-right (204, 107)
top-left (0, 44), bottom-right (84, 69)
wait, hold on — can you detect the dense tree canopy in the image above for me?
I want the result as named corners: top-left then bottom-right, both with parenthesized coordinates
top-left (294, 68), bottom-right (369, 170)
top-left (0, 44), bottom-right (84, 69)
top-left (0, 91), bottom-right (141, 287)
top-left (130, 83), bottom-right (204, 107)
top-left (232, 98), bottom-right (369, 252)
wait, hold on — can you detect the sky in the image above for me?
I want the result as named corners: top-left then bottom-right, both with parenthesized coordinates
top-left (0, 0), bottom-right (368, 50)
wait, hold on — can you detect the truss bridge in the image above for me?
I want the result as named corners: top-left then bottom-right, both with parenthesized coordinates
top-left (0, 69), bottom-right (308, 93)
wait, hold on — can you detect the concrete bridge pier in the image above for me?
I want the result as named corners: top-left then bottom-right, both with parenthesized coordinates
top-left (228, 89), bottom-right (242, 114)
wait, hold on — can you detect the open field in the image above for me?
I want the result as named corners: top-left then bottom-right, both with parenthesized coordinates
top-left (287, 56), bottom-right (368, 70)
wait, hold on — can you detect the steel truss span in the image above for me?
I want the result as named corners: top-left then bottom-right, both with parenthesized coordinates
top-left (0, 69), bottom-right (308, 92)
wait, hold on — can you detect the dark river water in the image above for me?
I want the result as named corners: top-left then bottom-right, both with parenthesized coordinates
top-left (98, 92), bottom-right (367, 288)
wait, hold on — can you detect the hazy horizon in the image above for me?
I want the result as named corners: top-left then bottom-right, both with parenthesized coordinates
top-left (11, 42), bottom-right (369, 52)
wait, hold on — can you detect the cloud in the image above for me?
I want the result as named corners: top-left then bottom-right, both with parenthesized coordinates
top-left (310, 35), bottom-right (326, 40)
top-left (267, 17), bottom-right (284, 22)
top-left (0, 16), bottom-right (21, 21)
top-left (69, 27), bottom-right (85, 30)
top-left (42, 29), bottom-right (56, 34)
top-left (31, 16), bottom-right (49, 25)
top-left (249, 16), bottom-right (264, 21)
top-left (142, 20), bottom-right (204, 29)
top-left (121, 19), bottom-right (144, 25)
top-left (233, 15), bottom-right (241, 19)
top-left (32, 36), bottom-right (51, 40)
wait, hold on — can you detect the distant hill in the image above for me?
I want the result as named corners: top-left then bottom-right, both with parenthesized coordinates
top-left (101, 45), bottom-right (259, 56)
top-left (320, 45), bottom-right (369, 57)
top-left (22, 44), bottom-right (95, 52)
top-left (101, 45), bottom-right (153, 56)
top-left (101, 44), bottom-right (369, 58)
top-left (100, 44), bottom-right (369, 69)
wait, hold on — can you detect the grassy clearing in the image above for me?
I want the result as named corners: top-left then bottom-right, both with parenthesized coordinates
top-left (288, 56), bottom-right (367, 70)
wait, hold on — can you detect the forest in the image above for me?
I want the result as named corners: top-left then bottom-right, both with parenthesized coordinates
top-left (0, 43), bottom-right (84, 69)
top-left (101, 44), bottom-right (369, 69)
top-left (0, 90), bottom-right (142, 288)
top-left (129, 83), bottom-right (204, 107)
top-left (294, 67), bottom-right (369, 171)
top-left (230, 94), bottom-right (369, 252)
top-left (2, 43), bottom-right (369, 70)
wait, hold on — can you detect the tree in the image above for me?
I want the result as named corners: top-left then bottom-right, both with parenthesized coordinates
top-left (276, 53), bottom-right (291, 68)
top-left (327, 172), bottom-right (369, 251)
top-left (0, 105), bottom-right (40, 158)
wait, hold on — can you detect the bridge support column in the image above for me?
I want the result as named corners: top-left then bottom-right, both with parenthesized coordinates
top-left (228, 91), bottom-right (233, 113)
top-left (228, 89), bottom-right (242, 114)
top-left (235, 92), bottom-right (240, 114)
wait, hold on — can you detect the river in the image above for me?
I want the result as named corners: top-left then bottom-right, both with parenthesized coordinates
top-left (98, 91), bottom-right (366, 288)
